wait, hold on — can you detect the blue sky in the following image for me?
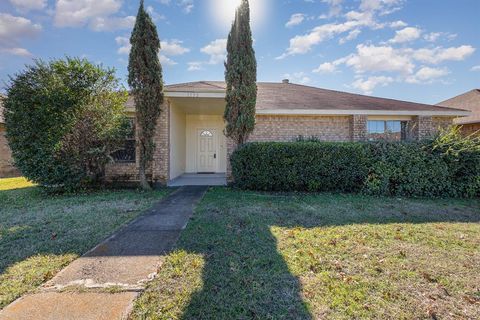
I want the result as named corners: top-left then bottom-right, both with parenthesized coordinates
top-left (0, 0), bottom-right (479, 104)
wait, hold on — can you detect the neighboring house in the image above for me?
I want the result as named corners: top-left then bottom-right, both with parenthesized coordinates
top-left (105, 80), bottom-right (469, 185)
top-left (0, 95), bottom-right (21, 178)
top-left (438, 89), bottom-right (480, 135)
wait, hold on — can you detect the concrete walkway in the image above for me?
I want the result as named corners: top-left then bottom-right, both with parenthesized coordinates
top-left (168, 173), bottom-right (227, 187)
top-left (0, 186), bottom-right (208, 320)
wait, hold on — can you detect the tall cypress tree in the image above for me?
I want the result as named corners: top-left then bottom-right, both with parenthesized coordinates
top-left (224, 0), bottom-right (257, 145)
top-left (128, 0), bottom-right (164, 190)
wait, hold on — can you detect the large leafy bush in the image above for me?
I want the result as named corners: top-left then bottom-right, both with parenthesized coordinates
top-left (231, 128), bottom-right (480, 198)
top-left (231, 142), bottom-right (372, 192)
top-left (4, 58), bottom-right (128, 190)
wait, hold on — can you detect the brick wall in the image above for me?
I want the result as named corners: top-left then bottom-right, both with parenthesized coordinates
top-left (461, 123), bottom-right (480, 136)
top-left (351, 115), bottom-right (367, 142)
top-left (407, 116), bottom-right (454, 140)
top-left (432, 117), bottom-right (455, 132)
top-left (105, 101), bottom-right (169, 185)
top-left (152, 101), bottom-right (170, 185)
top-left (250, 115), bottom-right (352, 142)
top-left (0, 126), bottom-right (20, 178)
top-left (106, 108), bottom-right (456, 185)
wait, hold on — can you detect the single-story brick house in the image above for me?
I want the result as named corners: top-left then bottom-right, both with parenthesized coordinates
top-left (438, 89), bottom-right (480, 135)
top-left (0, 95), bottom-right (21, 178)
top-left (105, 80), bottom-right (469, 186)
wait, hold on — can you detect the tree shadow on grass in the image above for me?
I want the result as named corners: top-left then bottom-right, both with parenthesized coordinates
top-left (162, 189), bottom-right (480, 319)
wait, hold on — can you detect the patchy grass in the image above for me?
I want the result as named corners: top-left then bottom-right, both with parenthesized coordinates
top-left (131, 188), bottom-right (480, 320)
top-left (0, 177), bottom-right (169, 308)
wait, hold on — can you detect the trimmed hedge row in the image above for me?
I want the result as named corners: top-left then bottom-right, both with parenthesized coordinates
top-left (231, 134), bottom-right (480, 198)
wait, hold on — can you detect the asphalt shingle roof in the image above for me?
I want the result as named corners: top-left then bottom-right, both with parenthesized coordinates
top-left (165, 81), bottom-right (467, 113)
top-left (438, 89), bottom-right (480, 124)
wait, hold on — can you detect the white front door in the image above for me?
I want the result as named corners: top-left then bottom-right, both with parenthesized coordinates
top-left (197, 129), bottom-right (217, 173)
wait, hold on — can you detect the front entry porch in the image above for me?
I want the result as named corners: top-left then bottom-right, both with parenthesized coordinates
top-left (168, 95), bottom-right (228, 184)
top-left (167, 173), bottom-right (227, 187)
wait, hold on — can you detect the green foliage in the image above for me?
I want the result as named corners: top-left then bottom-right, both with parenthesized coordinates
top-left (231, 142), bottom-right (372, 192)
top-left (224, 0), bottom-right (257, 145)
top-left (231, 128), bottom-right (480, 197)
top-left (4, 58), bottom-right (128, 190)
top-left (364, 142), bottom-right (451, 197)
top-left (128, 0), bottom-right (164, 189)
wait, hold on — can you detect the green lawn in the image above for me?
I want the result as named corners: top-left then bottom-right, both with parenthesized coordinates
top-left (131, 188), bottom-right (480, 320)
top-left (0, 177), bottom-right (169, 309)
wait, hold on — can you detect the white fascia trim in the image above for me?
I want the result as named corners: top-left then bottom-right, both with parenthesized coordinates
top-left (256, 109), bottom-right (470, 117)
top-left (165, 91), bottom-right (225, 98)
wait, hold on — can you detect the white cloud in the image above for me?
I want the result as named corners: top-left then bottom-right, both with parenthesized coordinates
top-left (0, 47), bottom-right (33, 57)
top-left (352, 76), bottom-right (394, 94)
top-left (319, 0), bottom-right (343, 19)
top-left (54, 0), bottom-right (134, 31)
top-left (345, 44), bottom-right (415, 74)
top-left (115, 37), bottom-right (189, 66)
top-left (286, 13), bottom-right (305, 28)
top-left (0, 13), bottom-right (39, 59)
top-left (276, 20), bottom-right (367, 59)
top-left (178, 0), bottom-right (194, 13)
top-left (115, 36), bottom-right (130, 55)
top-left (158, 0), bottom-right (193, 13)
top-left (318, 43), bottom-right (473, 92)
top-left (9, 0), bottom-right (46, 11)
top-left (146, 5), bottom-right (166, 21)
top-left (423, 32), bottom-right (457, 42)
top-left (339, 29), bottom-right (361, 44)
top-left (412, 45), bottom-right (475, 64)
top-left (423, 32), bottom-right (441, 43)
top-left (471, 65), bottom-right (480, 72)
top-left (90, 16), bottom-right (135, 32)
top-left (405, 67), bottom-right (449, 84)
top-left (388, 27), bottom-right (421, 43)
top-left (185, 38), bottom-right (228, 71)
top-left (161, 40), bottom-right (190, 56)
top-left (390, 20), bottom-right (407, 28)
top-left (332, 44), bottom-right (475, 76)
top-left (0, 13), bottom-right (42, 44)
top-left (159, 54), bottom-right (177, 66)
top-left (359, 0), bottom-right (404, 15)
top-left (201, 38), bottom-right (227, 64)
top-left (187, 61), bottom-right (203, 71)
top-left (277, 0), bottom-right (396, 59)
top-left (313, 62), bottom-right (338, 73)
top-left (283, 72), bottom-right (311, 84)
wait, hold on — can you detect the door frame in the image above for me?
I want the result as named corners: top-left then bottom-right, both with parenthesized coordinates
top-left (196, 127), bottom-right (218, 173)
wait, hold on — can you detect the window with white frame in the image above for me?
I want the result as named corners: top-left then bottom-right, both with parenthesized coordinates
top-left (367, 120), bottom-right (408, 141)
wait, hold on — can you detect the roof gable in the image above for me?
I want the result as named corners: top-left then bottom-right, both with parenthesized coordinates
top-left (438, 89), bottom-right (480, 124)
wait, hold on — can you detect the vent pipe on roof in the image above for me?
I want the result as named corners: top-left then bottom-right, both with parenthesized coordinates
top-left (282, 79), bottom-right (290, 84)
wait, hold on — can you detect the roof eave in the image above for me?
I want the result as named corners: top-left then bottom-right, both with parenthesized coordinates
top-left (165, 91), bottom-right (225, 98)
top-left (256, 109), bottom-right (471, 117)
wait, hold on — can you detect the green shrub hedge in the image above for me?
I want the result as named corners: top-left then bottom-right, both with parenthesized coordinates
top-left (231, 129), bottom-right (480, 197)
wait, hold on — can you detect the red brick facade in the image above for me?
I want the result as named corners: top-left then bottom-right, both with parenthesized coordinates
top-left (105, 102), bottom-right (170, 185)
top-left (107, 108), bottom-right (456, 185)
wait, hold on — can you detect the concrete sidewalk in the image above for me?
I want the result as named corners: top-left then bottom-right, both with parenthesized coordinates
top-left (0, 186), bottom-right (208, 320)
